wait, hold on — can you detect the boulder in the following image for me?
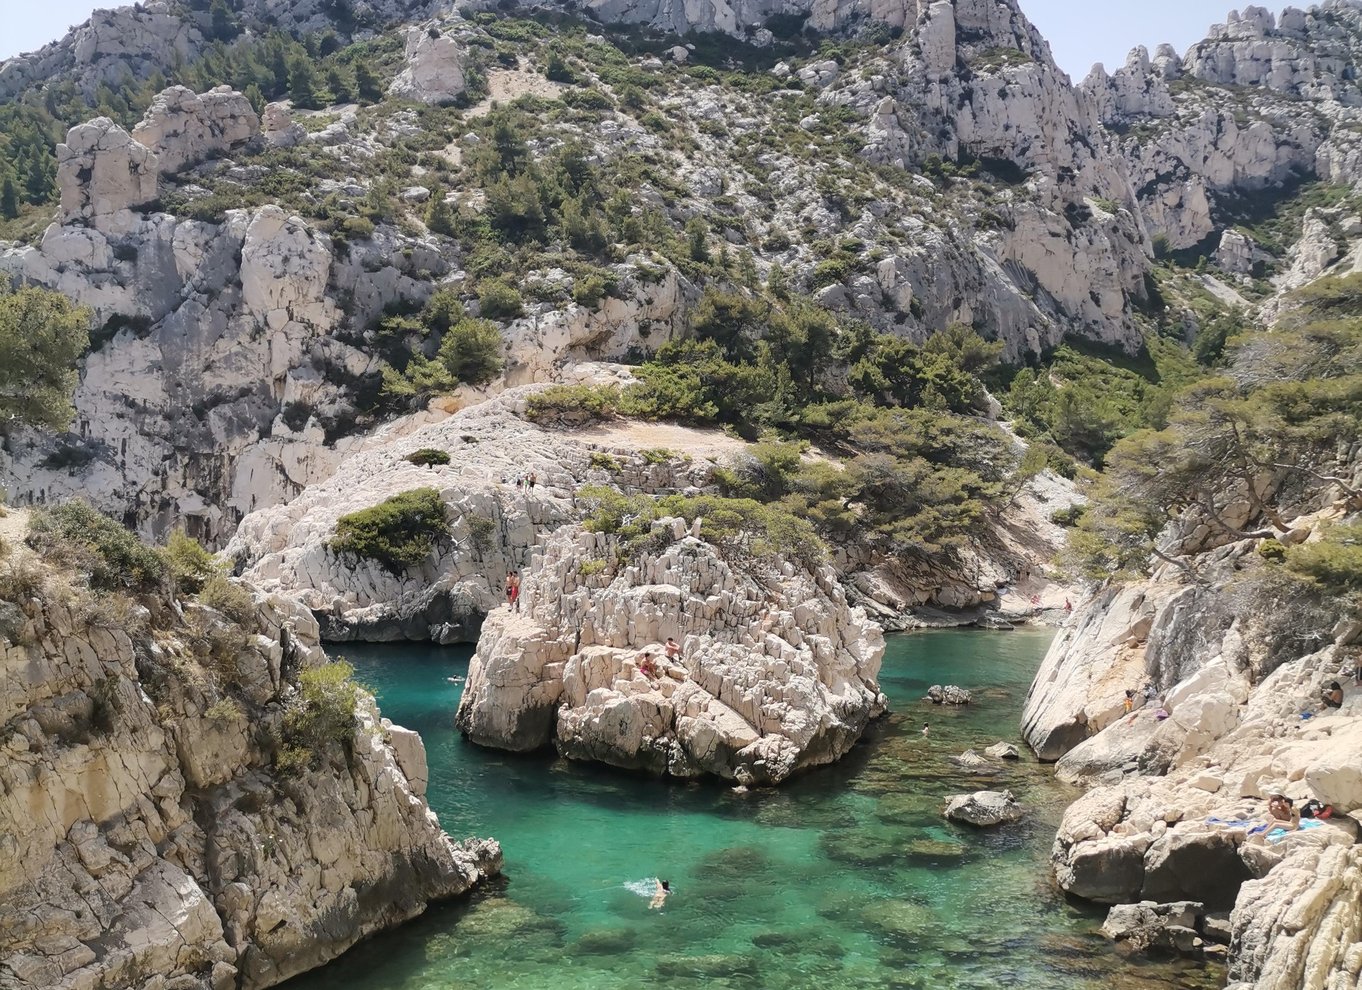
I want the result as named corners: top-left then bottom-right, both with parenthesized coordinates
top-left (984, 741), bottom-right (1020, 760)
top-left (131, 84), bottom-right (258, 174)
top-left (456, 522), bottom-right (886, 785)
top-left (56, 117), bottom-right (159, 235)
top-left (944, 789), bottom-right (1023, 827)
top-left (261, 101), bottom-right (305, 148)
top-left (389, 25), bottom-right (466, 104)
top-left (1101, 900), bottom-right (1206, 957)
top-left (926, 684), bottom-right (972, 705)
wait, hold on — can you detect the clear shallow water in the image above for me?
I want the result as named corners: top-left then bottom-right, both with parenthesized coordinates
top-left (287, 630), bottom-right (1219, 990)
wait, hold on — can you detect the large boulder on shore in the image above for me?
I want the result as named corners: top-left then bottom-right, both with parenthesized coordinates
top-left (454, 522), bottom-right (886, 785)
top-left (944, 789), bottom-right (1023, 827)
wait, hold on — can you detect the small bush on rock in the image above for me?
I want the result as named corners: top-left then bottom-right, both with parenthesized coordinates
top-left (524, 384), bottom-right (622, 425)
top-left (199, 574), bottom-right (255, 626)
top-left (477, 278), bottom-right (525, 319)
top-left (283, 660), bottom-right (363, 761)
top-left (29, 500), bottom-right (167, 592)
top-left (166, 529), bottom-right (219, 593)
top-left (406, 448), bottom-right (452, 467)
top-left (330, 488), bottom-right (451, 573)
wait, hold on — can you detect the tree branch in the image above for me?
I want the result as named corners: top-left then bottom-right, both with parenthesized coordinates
top-left (1262, 461), bottom-right (1362, 507)
top-left (1200, 492), bottom-right (1279, 541)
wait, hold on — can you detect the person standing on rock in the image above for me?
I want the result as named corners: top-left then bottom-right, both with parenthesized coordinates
top-left (528, 471), bottom-right (537, 489)
top-left (509, 571), bottom-right (522, 612)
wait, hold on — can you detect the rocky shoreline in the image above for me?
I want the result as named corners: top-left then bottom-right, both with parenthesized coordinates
top-left (1023, 531), bottom-right (1362, 984)
top-left (0, 523), bottom-right (500, 990)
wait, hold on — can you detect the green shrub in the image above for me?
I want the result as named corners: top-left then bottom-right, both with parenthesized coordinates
top-left (1049, 505), bottom-right (1086, 527)
top-left (28, 500), bottom-right (167, 592)
top-left (466, 514), bottom-right (496, 556)
top-left (578, 486), bottom-right (824, 567)
top-left (275, 744), bottom-right (313, 776)
top-left (199, 574), bottom-right (255, 626)
top-left (330, 488), bottom-right (450, 573)
top-left (524, 384), bottom-right (622, 425)
top-left (641, 448), bottom-right (674, 465)
top-left (589, 452), bottom-right (622, 471)
top-left (478, 279), bottom-right (525, 319)
top-left (572, 273), bottom-right (608, 308)
top-left (406, 448), bottom-right (452, 467)
top-left (579, 558), bottom-right (608, 576)
top-left (283, 660), bottom-right (363, 760)
top-left (166, 529), bottom-right (218, 593)
top-left (437, 316), bottom-right (504, 385)
top-left (341, 215), bottom-right (376, 240)
top-left (1285, 523), bottom-right (1362, 596)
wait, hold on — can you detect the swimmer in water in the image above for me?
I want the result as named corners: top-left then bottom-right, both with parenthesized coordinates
top-left (650, 879), bottom-right (671, 910)
top-left (921, 723), bottom-right (930, 737)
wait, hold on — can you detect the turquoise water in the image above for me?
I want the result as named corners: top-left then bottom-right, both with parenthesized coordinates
top-left (288, 630), bottom-right (1219, 990)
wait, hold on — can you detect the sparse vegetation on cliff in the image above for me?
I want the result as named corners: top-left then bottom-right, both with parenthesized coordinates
top-left (330, 487), bottom-right (451, 573)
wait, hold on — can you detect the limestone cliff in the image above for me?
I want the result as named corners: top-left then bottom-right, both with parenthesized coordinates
top-left (0, 519), bottom-right (499, 990)
top-left (455, 520), bottom-right (886, 784)
top-left (0, 0), bottom-right (1155, 544)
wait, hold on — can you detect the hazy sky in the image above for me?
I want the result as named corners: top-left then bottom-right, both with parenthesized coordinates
top-left (2, 2), bottom-right (1279, 77)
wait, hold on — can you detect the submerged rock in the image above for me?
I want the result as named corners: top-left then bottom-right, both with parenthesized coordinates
top-left (984, 741), bottom-right (1021, 760)
top-left (927, 684), bottom-right (972, 705)
top-left (944, 789), bottom-right (1024, 827)
top-left (1101, 900), bottom-right (1206, 957)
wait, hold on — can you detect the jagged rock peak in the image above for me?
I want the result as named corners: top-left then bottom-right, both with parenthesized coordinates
top-left (1081, 46), bottom-right (1176, 124)
top-left (1182, 0), bottom-right (1362, 101)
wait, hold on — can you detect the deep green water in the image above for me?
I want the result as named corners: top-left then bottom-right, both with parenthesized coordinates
top-left (287, 630), bottom-right (1218, 990)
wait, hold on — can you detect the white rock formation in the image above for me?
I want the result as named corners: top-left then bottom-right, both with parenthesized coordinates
top-left (131, 85), bottom-right (259, 175)
top-left (261, 102), bottom-right (306, 148)
top-left (227, 386), bottom-right (717, 641)
top-left (944, 789), bottom-right (1024, 826)
top-left (0, 565), bottom-right (499, 990)
top-left (389, 25), bottom-right (467, 104)
top-left (56, 118), bottom-right (159, 235)
top-left (455, 521), bottom-right (887, 784)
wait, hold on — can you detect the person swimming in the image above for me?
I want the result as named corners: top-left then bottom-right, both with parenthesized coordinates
top-left (650, 879), bottom-right (671, 910)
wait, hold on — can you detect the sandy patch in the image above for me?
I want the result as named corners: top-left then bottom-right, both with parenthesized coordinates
top-left (573, 421), bottom-right (748, 461)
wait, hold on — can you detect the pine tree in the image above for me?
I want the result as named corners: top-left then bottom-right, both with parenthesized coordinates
top-left (326, 66), bottom-right (353, 104)
top-left (0, 177), bottom-right (18, 220)
top-left (289, 57), bottom-right (320, 110)
top-left (209, 0), bottom-right (239, 42)
top-left (355, 62), bottom-right (383, 103)
top-left (424, 187), bottom-right (456, 237)
top-left (244, 83), bottom-right (266, 115)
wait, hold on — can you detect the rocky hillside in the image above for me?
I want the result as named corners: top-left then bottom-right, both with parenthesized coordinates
top-left (0, 506), bottom-right (499, 990)
top-left (1020, 271), bottom-right (1362, 982)
top-left (0, 0), bottom-right (1153, 546)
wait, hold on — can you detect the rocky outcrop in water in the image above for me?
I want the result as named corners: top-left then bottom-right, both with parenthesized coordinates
top-left (944, 789), bottom-right (1023, 826)
top-left (0, 536), bottom-right (499, 990)
top-left (454, 520), bottom-right (886, 784)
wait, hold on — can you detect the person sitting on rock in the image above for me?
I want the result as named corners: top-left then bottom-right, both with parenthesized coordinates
top-left (1323, 681), bottom-right (1344, 708)
top-left (665, 637), bottom-right (681, 660)
top-left (638, 652), bottom-right (659, 680)
top-left (1266, 794), bottom-right (1300, 831)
